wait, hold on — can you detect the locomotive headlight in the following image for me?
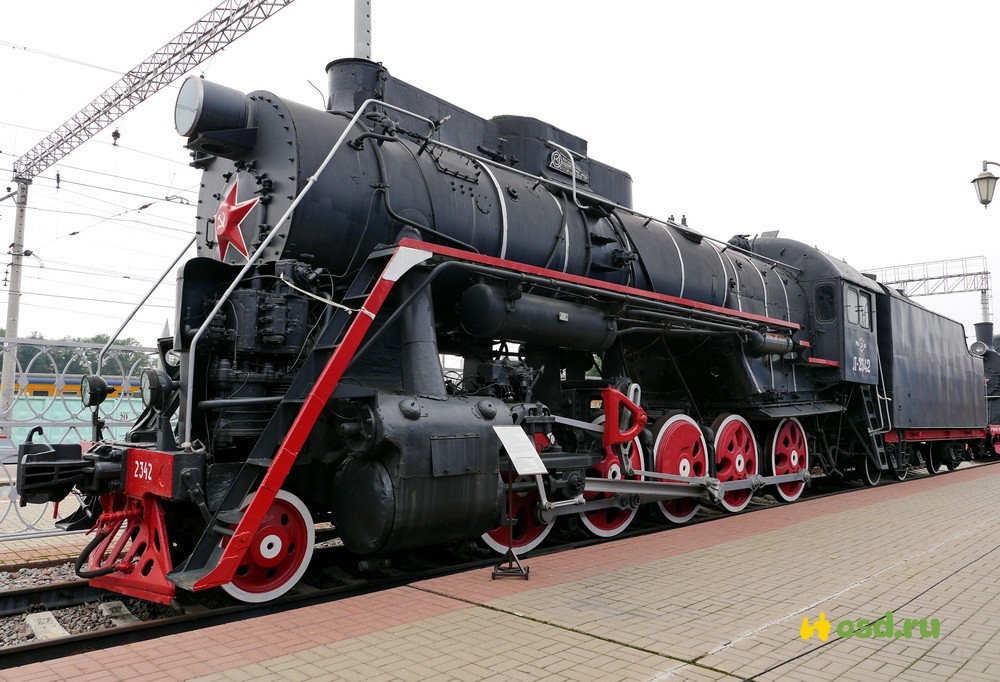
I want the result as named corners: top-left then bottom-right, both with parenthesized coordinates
top-left (139, 369), bottom-right (176, 410)
top-left (80, 375), bottom-right (109, 408)
top-left (174, 77), bottom-right (249, 138)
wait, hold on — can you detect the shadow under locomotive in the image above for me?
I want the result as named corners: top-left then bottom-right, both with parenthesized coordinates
top-left (14, 59), bottom-right (1000, 605)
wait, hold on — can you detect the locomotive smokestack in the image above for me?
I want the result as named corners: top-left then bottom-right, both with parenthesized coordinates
top-left (975, 322), bottom-right (995, 351)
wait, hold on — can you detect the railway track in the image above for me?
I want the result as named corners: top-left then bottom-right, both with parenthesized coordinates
top-left (0, 459), bottom-right (993, 668)
top-left (0, 580), bottom-right (105, 619)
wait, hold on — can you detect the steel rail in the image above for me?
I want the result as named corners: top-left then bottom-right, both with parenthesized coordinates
top-left (0, 578), bottom-right (106, 618)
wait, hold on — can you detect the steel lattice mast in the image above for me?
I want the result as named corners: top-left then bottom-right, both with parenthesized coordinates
top-left (12, 0), bottom-right (296, 182)
top-left (867, 257), bottom-right (992, 323)
top-left (2, 0), bottom-right (297, 434)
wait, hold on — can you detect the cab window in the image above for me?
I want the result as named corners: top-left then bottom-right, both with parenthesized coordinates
top-left (846, 286), bottom-right (871, 329)
top-left (815, 284), bottom-right (836, 322)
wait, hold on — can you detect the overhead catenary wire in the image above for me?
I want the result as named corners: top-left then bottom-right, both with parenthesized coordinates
top-left (34, 175), bottom-right (198, 204)
top-left (19, 302), bottom-right (169, 327)
top-left (1, 204), bottom-right (195, 236)
top-left (12, 204), bottom-right (195, 238)
top-left (12, 290), bottom-right (174, 309)
top-left (4, 186), bottom-right (195, 230)
top-left (28, 257), bottom-right (178, 280)
top-left (0, 38), bottom-right (129, 77)
top-left (2, 0), bottom-right (301, 357)
top-left (18, 262), bottom-right (162, 284)
top-left (0, 149), bottom-right (198, 193)
top-left (19, 273), bottom-right (175, 302)
top-left (0, 130), bottom-right (194, 171)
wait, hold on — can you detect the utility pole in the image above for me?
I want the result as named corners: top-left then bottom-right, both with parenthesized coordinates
top-left (0, 181), bottom-right (28, 425)
top-left (355, 0), bottom-right (371, 59)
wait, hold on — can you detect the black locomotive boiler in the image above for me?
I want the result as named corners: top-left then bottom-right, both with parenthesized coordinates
top-left (16, 59), bottom-right (997, 604)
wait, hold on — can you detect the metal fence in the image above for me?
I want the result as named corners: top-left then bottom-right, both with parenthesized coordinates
top-left (0, 337), bottom-right (156, 542)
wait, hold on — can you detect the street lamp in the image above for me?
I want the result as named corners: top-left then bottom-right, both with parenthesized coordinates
top-left (972, 160), bottom-right (1000, 207)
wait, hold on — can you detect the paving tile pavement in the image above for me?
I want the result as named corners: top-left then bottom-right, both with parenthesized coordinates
top-left (187, 607), bottom-right (721, 682)
top-left (415, 464), bottom-right (1000, 681)
top-left (5, 464), bottom-right (999, 681)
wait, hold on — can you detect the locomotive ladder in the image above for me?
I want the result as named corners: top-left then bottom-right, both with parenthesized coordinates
top-left (169, 249), bottom-right (398, 591)
top-left (860, 384), bottom-right (888, 469)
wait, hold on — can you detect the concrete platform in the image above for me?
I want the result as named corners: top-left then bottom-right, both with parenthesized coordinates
top-left (8, 463), bottom-right (1000, 681)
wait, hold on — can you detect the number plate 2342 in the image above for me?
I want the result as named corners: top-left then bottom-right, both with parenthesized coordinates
top-left (125, 449), bottom-right (174, 497)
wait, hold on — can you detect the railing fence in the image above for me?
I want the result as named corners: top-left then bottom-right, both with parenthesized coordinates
top-left (0, 337), bottom-right (155, 543)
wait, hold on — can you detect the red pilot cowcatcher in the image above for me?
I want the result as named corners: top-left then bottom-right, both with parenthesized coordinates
top-left (214, 181), bottom-right (259, 261)
top-left (82, 493), bottom-right (176, 604)
top-left (77, 448), bottom-right (180, 603)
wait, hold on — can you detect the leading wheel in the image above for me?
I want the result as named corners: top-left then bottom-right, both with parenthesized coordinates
top-left (482, 473), bottom-right (554, 554)
top-left (578, 415), bottom-right (645, 537)
top-left (222, 490), bottom-right (315, 603)
top-left (712, 414), bottom-right (758, 513)
top-left (652, 414), bottom-right (708, 523)
top-left (769, 417), bottom-right (808, 502)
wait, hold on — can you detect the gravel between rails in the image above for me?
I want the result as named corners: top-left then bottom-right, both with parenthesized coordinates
top-left (0, 560), bottom-right (182, 647)
top-left (0, 562), bottom-right (78, 590)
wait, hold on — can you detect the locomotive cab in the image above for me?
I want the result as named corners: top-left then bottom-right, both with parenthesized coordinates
top-left (751, 236), bottom-right (880, 386)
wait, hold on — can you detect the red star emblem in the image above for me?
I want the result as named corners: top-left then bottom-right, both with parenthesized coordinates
top-left (214, 182), bottom-right (259, 261)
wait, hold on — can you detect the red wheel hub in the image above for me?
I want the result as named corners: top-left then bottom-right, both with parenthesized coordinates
top-left (223, 490), bottom-right (314, 603)
top-left (653, 414), bottom-right (707, 523)
top-left (579, 414), bottom-right (644, 537)
top-left (482, 472), bottom-right (552, 554)
top-left (713, 414), bottom-right (758, 513)
top-left (770, 417), bottom-right (808, 502)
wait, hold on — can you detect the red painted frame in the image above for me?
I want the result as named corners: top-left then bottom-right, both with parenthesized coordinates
top-left (883, 428), bottom-right (986, 443)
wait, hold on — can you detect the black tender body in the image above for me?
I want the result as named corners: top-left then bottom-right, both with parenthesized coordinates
top-left (876, 288), bottom-right (984, 429)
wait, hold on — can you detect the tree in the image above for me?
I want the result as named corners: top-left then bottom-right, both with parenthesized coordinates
top-left (0, 329), bottom-right (154, 377)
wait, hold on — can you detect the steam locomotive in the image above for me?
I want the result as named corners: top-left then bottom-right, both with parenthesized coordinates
top-left (16, 59), bottom-right (998, 605)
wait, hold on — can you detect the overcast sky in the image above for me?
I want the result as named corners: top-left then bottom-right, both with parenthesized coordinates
top-left (2, 1), bottom-right (999, 346)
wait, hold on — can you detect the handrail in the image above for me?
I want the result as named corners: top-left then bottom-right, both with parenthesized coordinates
top-left (546, 140), bottom-right (589, 211)
top-left (181, 98), bottom-right (439, 445)
top-left (98, 236), bottom-right (196, 374)
top-left (873, 351), bottom-right (892, 435)
top-left (419, 135), bottom-right (803, 275)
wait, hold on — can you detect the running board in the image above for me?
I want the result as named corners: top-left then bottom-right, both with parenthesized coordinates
top-left (537, 471), bottom-right (811, 522)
